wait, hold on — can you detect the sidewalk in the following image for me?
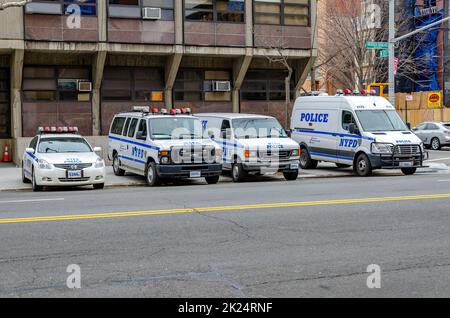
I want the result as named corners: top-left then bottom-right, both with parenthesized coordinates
top-left (0, 162), bottom-right (448, 191)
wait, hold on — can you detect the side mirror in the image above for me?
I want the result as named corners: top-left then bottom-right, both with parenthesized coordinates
top-left (136, 131), bottom-right (146, 140)
top-left (348, 123), bottom-right (360, 135)
top-left (221, 130), bottom-right (231, 139)
top-left (406, 123), bottom-right (412, 130)
top-left (93, 147), bottom-right (102, 153)
top-left (286, 130), bottom-right (292, 137)
top-left (208, 131), bottom-right (215, 139)
top-left (25, 148), bottom-right (35, 154)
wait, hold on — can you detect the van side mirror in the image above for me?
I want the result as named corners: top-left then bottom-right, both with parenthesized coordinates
top-left (286, 130), bottom-right (292, 137)
top-left (221, 130), bottom-right (231, 139)
top-left (406, 123), bottom-right (411, 130)
top-left (136, 131), bottom-right (146, 140)
top-left (348, 123), bottom-right (360, 135)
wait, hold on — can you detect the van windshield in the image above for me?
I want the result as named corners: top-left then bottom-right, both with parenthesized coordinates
top-left (149, 117), bottom-right (204, 140)
top-left (233, 118), bottom-right (288, 139)
top-left (355, 110), bottom-right (408, 132)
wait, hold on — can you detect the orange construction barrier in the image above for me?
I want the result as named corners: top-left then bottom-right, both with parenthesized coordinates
top-left (2, 144), bottom-right (10, 162)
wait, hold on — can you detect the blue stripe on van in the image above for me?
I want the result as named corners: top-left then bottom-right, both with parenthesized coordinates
top-left (311, 152), bottom-right (354, 161)
top-left (109, 135), bottom-right (160, 151)
top-left (118, 155), bottom-right (146, 165)
top-left (293, 129), bottom-right (375, 141)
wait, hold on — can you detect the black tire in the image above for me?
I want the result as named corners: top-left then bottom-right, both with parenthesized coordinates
top-left (93, 183), bottom-right (105, 190)
top-left (354, 153), bottom-right (373, 177)
top-left (205, 175), bottom-right (220, 184)
top-left (112, 153), bottom-right (125, 176)
top-left (22, 162), bottom-right (31, 184)
top-left (232, 162), bottom-right (248, 182)
top-left (145, 161), bottom-right (161, 186)
top-left (401, 168), bottom-right (417, 176)
top-left (299, 147), bottom-right (318, 169)
top-left (335, 163), bottom-right (351, 169)
top-left (431, 137), bottom-right (441, 151)
top-left (32, 169), bottom-right (43, 192)
top-left (283, 170), bottom-right (299, 181)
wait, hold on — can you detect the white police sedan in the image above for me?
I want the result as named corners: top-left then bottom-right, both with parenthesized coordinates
top-left (22, 127), bottom-right (106, 191)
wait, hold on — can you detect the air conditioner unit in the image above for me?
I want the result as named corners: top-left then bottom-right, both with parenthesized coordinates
top-left (78, 81), bottom-right (92, 92)
top-left (142, 7), bottom-right (162, 20)
top-left (213, 81), bottom-right (231, 92)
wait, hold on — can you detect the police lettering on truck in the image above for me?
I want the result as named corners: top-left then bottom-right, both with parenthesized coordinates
top-left (197, 113), bottom-right (301, 182)
top-left (290, 92), bottom-right (428, 176)
top-left (108, 107), bottom-right (223, 186)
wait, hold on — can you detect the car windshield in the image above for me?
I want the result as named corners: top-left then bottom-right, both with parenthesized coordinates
top-left (38, 138), bottom-right (92, 153)
top-left (233, 118), bottom-right (288, 139)
top-left (355, 110), bottom-right (409, 132)
top-left (150, 117), bottom-right (204, 140)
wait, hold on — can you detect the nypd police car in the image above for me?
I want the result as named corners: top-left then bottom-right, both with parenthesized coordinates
top-left (22, 127), bottom-right (106, 191)
top-left (108, 107), bottom-right (223, 186)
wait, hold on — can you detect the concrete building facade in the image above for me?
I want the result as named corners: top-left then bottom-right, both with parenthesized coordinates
top-left (0, 0), bottom-right (317, 164)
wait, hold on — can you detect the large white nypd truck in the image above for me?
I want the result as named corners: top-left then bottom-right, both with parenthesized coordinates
top-left (198, 113), bottom-right (300, 182)
top-left (108, 107), bottom-right (223, 186)
top-left (291, 93), bottom-right (428, 176)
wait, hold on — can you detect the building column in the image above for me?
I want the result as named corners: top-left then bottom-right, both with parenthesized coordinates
top-left (294, 57), bottom-right (314, 98)
top-left (175, 0), bottom-right (183, 45)
top-left (165, 47), bottom-right (183, 110)
top-left (245, 0), bottom-right (253, 48)
top-left (97, 0), bottom-right (107, 42)
top-left (10, 49), bottom-right (24, 139)
top-left (232, 49), bottom-right (252, 113)
top-left (92, 47), bottom-right (107, 136)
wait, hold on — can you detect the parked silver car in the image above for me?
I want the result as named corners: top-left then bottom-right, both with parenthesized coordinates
top-left (412, 122), bottom-right (450, 150)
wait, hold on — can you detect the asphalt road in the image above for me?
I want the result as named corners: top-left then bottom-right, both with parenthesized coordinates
top-left (427, 148), bottom-right (450, 166)
top-left (0, 173), bottom-right (450, 298)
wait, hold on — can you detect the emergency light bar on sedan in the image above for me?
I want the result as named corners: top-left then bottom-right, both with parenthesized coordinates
top-left (38, 126), bottom-right (79, 134)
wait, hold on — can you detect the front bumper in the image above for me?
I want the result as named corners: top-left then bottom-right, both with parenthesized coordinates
top-left (34, 166), bottom-right (106, 186)
top-left (242, 158), bottom-right (300, 172)
top-left (369, 151), bottom-right (429, 169)
top-left (156, 163), bottom-right (222, 178)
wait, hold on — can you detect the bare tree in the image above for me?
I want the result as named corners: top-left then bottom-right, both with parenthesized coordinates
top-left (0, 0), bottom-right (31, 10)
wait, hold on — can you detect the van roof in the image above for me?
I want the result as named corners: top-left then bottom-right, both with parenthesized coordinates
top-left (295, 96), bottom-right (394, 111)
top-left (115, 112), bottom-right (196, 119)
top-left (197, 113), bottom-right (275, 119)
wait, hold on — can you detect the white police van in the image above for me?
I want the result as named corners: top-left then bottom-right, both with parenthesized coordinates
top-left (291, 92), bottom-right (428, 176)
top-left (108, 107), bottom-right (223, 186)
top-left (22, 127), bottom-right (106, 191)
top-left (198, 113), bottom-right (300, 182)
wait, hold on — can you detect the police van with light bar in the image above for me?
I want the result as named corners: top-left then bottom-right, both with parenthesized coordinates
top-left (198, 113), bottom-right (301, 182)
top-left (291, 90), bottom-right (428, 176)
top-left (108, 106), bottom-right (223, 186)
top-left (22, 127), bottom-right (106, 191)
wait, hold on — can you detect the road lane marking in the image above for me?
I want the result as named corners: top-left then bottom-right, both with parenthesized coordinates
top-left (0, 193), bottom-right (450, 225)
top-left (427, 157), bottom-right (450, 162)
top-left (0, 198), bottom-right (65, 204)
top-left (438, 180), bottom-right (450, 182)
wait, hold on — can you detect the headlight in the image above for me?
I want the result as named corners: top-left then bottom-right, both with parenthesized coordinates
top-left (215, 148), bottom-right (223, 157)
top-left (244, 150), bottom-right (258, 158)
top-left (291, 149), bottom-right (300, 157)
top-left (38, 159), bottom-right (52, 170)
top-left (94, 158), bottom-right (105, 168)
top-left (371, 143), bottom-right (394, 154)
top-left (160, 156), bottom-right (170, 164)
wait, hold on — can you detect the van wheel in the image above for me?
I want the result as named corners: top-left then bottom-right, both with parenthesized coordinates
top-left (336, 163), bottom-right (351, 169)
top-left (232, 162), bottom-right (248, 182)
top-left (205, 175), bottom-right (220, 184)
top-left (355, 153), bottom-right (373, 177)
top-left (283, 170), bottom-right (299, 181)
top-left (113, 153), bottom-right (125, 176)
top-left (402, 168), bottom-right (417, 176)
top-left (299, 147), bottom-right (318, 169)
top-left (431, 138), bottom-right (441, 150)
top-left (145, 161), bottom-right (160, 186)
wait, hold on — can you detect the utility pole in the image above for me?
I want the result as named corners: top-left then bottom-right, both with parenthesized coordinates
top-left (388, 0), bottom-right (450, 107)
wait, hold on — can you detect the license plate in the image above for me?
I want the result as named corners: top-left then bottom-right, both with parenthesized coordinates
top-left (190, 171), bottom-right (201, 178)
top-left (400, 162), bottom-right (413, 168)
top-left (67, 170), bottom-right (82, 179)
top-left (290, 162), bottom-right (299, 170)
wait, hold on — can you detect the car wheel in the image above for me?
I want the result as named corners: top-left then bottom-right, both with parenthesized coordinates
top-left (22, 162), bottom-right (31, 184)
top-left (335, 163), bottom-right (351, 169)
top-left (431, 137), bottom-right (441, 150)
top-left (205, 175), bottom-right (220, 184)
top-left (283, 170), bottom-right (299, 181)
top-left (93, 183), bottom-right (105, 190)
top-left (32, 169), bottom-right (43, 192)
top-left (113, 153), bottom-right (125, 176)
top-left (355, 153), bottom-right (373, 177)
top-left (145, 161), bottom-right (160, 186)
top-left (299, 147), bottom-right (318, 169)
top-left (232, 162), bottom-right (247, 182)
top-left (401, 168), bottom-right (417, 176)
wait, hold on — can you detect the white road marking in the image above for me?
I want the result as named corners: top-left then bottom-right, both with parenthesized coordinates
top-left (427, 157), bottom-right (450, 162)
top-left (0, 198), bottom-right (65, 204)
top-left (438, 180), bottom-right (450, 182)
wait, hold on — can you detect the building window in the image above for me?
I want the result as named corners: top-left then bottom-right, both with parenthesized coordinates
top-left (241, 70), bottom-right (295, 101)
top-left (174, 69), bottom-right (232, 102)
top-left (101, 67), bottom-right (165, 102)
top-left (254, 0), bottom-right (309, 26)
top-left (26, 0), bottom-right (97, 16)
top-left (22, 66), bottom-right (91, 102)
top-left (108, 0), bottom-right (174, 20)
top-left (184, 0), bottom-right (245, 23)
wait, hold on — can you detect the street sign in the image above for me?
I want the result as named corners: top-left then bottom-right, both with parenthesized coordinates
top-left (365, 41), bottom-right (389, 50)
top-left (379, 50), bottom-right (389, 58)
